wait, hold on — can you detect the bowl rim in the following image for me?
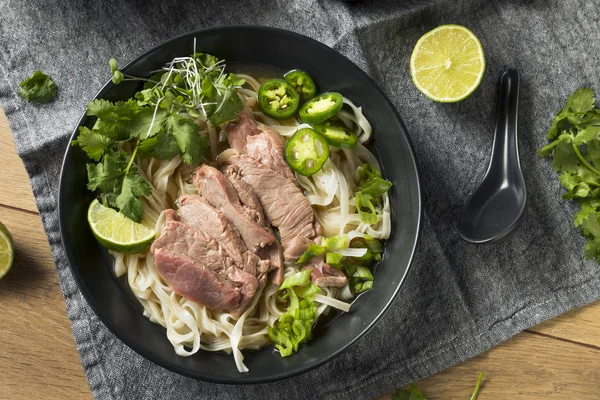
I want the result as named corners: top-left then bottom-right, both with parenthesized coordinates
top-left (58, 25), bottom-right (423, 383)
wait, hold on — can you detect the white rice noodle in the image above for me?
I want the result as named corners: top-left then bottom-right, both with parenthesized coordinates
top-left (341, 97), bottom-right (372, 144)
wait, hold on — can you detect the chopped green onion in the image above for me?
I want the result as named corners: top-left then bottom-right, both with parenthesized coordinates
top-left (358, 177), bottom-right (393, 197)
top-left (343, 263), bottom-right (375, 294)
top-left (326, 252), bottom-right (344, 265)
top-left (356, 192), bottom-right (378, 225)
top-left (322, 235), bottom-right (348, 249)
top-left (295, 282), bottom-right (321, 298)
top-left (279, 269), bottom-right (312, 290)
top-left (268, 288), bottom-right (317, 357)
top-left (357, 163), bottom-right (380, 181)
top-left (296, 243), bottom-right (326, 264)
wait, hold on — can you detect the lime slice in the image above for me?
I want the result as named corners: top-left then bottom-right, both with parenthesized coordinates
top-left (0, 221), bottom-right (14, 280)
top-left (88, 199), bottom-right (155, 254)
top-left (410, 24), bottom-right (485, 102)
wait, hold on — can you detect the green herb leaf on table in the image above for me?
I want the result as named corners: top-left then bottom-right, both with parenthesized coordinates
top-left (539, 87), bottom-right (600, 263)
top-left (392, 384), bottom-right (428, 400)
top-left (18, 71), bottom-right (57, 103)
top-left (392, 372), bottom-right (484, 400)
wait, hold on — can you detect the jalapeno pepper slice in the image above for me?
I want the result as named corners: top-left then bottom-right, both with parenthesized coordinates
top-left (284, 70), bottom-right (317, 102)
top-left (314, 121), bottom-right (357, 149)
top-left (258, 79), bottom-right (300, 120)
top-left (298, 92), bottom-right (343, 125)
top-left (284, 128), bottom-right (330, 176)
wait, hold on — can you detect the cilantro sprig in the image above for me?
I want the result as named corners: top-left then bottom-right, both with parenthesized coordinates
top-left (538, 88), bottom-right (600, 262)
top-left (18, 71), bottom-right (57, 103)
top-left (393, 372), bottom-right (484, 400)
top-left (72, 52), bottom-right (244, 222)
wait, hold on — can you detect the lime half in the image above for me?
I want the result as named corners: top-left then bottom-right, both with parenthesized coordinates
top-left (88, 199), bottom-right (155, 254)
top-left (410, 24), bottom-right (485, 102)
top-left (0, 221), bottom-right (14, 280)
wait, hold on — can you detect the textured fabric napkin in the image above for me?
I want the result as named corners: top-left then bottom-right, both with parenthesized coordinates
top-left (2, 0), bottom-right (600, 398)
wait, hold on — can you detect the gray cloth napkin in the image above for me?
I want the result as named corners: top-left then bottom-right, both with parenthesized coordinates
top-left (2, 0), bottom-right (600, 398)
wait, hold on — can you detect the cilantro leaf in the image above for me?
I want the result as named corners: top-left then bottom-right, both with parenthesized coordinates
top-left (566, 88), bottom-right (595, 114)
top-left (552, 141), bottom-right (580, 173)
top-left (115, 167), bottom-right (152, 222)
top-left (129, 107), bottom-right (168, 139)
top-left (573, 125), bottom-right (600, 145)
top-left (71, 127), bottom-right (113, 161)
top-left (167, 113), bottom-right (208, 164)
top-left (540, 87), bottom-right (600, 268)
top-left (208, 83), bottom-right (244, 126)
top-left (18, 71), bottom-right (57, 103)
top-left (392, 384), bottom-right (428, 400)
top-left (586, 139), bottom-right (600, 168)
top-left (86, 152), bottom-right (127, 193)
top-left (138, 130), bottom-right (181, 160)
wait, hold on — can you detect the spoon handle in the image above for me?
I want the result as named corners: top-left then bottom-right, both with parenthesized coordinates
top-left (490, 69), bottom-right (520, 174)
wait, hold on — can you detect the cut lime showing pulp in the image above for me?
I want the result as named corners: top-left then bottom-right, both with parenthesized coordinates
top-left (88, 199), bottom-right (155, 254)
top-left (0, 221), bottom-right (14, 280)
top-left (410, 24), bottom-right (485, 102)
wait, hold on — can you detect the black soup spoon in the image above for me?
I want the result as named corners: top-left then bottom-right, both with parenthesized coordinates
top-left (458, 68), bottom-right (527, 244)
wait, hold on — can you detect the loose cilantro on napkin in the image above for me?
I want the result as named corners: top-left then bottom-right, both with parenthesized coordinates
top-left (538, 88), bottom-right (600, 262)
top-left (18, 71), bottom-right (57, 103)
top-left (393, 372), bottom-right (484, 400)
top-left (72, 52), bottom-right (245, 222)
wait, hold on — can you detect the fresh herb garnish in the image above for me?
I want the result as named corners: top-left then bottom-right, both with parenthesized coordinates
top-left (18, 71), bottom-right (57, 103)
top-left (538, 88), bottom-right (600, 262)
top-left (72, 52), bottom-right (244, 222)
top-left (393, 372), bottom-right (484, 400)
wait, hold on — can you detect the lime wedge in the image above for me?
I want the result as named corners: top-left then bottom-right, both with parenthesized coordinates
top-left (88, 199), bottom-right (155, 254)
top-left (410, 24), bottom-right (485, 102)
top-left (0, 221), bottom-right (14, 280)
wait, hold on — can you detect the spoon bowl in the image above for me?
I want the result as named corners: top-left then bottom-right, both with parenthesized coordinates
top-left (458, 68), bottom-right (527, 244)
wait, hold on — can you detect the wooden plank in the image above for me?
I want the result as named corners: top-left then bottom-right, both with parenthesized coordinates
top-left (0, 109), bottom-right (38, 213)
top-left (528, 302), bottom-right (600, 349)
top-left (378, 331), bottom-right (600, 400)
top-left (0, 205), bottom-right (89, 399)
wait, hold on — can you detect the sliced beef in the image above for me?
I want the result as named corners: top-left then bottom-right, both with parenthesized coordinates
top-left (226, 112), bottom-right (295, 180)
top-left (154, 248), bottom-right (258, 316)
top-left (224, 172), bottom-right (267, 228)
top-left (193, 165), bottom-right (275, 251)
top-left (177, 194), bottom-right (269, 276)
top-left (151, 219), bottom-right (234, 271)
top-left (222, 156), bottom-right (321, 261)
top-left (304, 256), bottom-right (348, 288)
top-left (177, 195), bottom-right (245, 264)
top-left (193, 164), bottom-right (284, 284)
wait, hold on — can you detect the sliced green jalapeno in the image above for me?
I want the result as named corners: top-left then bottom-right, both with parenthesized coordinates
top-left (284, 128), bottom-right (330, 176)
top-left (258, 79), bottom-right (300, 120)
top-left (314, 120), bottom-right (357, 149)
top-left (298, 92), bottom-right (343, 124)
top-left (284, 70), bottom-right (317, 102)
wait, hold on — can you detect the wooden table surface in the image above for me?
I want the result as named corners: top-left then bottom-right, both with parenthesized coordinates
top-left (1, 108), bottom-right (599, 400)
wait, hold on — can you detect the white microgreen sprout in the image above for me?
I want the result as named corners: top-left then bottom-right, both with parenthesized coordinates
top-left (111, 38), bottom-right (240, 125)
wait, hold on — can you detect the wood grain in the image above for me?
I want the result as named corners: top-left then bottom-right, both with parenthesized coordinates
top-left (0, 109), bottom-right (38, 213)
top-left (379, 332), bottom-right (600, 400)
top-left (528, 304), bottom-right (600, 349)
top-left (2, 108), bottom-right (600, 399)
top-left (0, 205), bottom-right (89, 399)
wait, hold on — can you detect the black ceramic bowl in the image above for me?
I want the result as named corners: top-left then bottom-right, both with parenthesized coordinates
top-left (58, 26), bottom-right (421, 384)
